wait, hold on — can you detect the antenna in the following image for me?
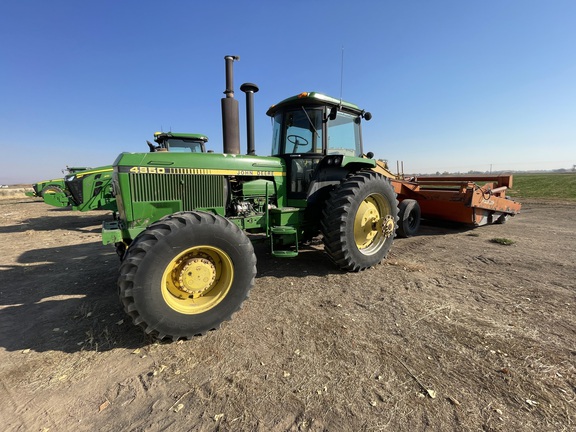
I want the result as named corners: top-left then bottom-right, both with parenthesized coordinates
top-left (339, 46), bottom-right (344, 106)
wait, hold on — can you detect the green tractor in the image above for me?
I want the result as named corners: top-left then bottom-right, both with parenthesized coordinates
top-left (64, 132), bottom-right (209, 213)
top-left (29, 132), bottom-right (209, 212)
top-left (26, 166), bottom-right (91, 201)
top-left (103, 56), bottom-right (398, 340)
top-left (63, 165), bottom-right (116, 211)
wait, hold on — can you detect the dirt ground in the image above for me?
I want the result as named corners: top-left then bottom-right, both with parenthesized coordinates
top-left (1, 192), bottom-right (575, 431)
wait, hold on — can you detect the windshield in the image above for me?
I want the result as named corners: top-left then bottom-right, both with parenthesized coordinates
top-left (271, 108), bottom-right (323, 155)
top-left (271, 107), bottom-right (362, 157)
top-left (164, 138), bottom-right (205, 153)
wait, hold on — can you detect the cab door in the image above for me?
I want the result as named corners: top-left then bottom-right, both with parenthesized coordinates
top-left (271, 108), bottom-right (325, 201)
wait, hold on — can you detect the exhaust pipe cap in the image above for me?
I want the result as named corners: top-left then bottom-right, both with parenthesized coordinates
top-left (240, 83), bottom-right (259, 93)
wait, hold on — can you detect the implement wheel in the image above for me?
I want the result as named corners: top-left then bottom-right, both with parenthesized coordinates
top-left (118, 211), bottom-right (256, 340)
top-left (396, 199), bottom-right (421, 238)
top-left (321, 171), bottom-right (398, 271)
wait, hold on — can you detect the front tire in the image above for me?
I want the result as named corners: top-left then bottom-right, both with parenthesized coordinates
top-left (40, 185), bottom-right (63, 197)
top-left (118, 211), bottom-right (256, 340)
top-left (321, 171), bottom-right (398, 271)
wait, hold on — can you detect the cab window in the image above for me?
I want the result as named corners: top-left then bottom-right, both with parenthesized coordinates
top-left (166, 139), bottom-right (204, 153)
top-left (327, 112), bottom-right (361, 156)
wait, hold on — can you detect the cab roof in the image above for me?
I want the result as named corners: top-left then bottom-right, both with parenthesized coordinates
top-left (154, 132), bottom-right (209, 142)
top-left (266, 92), bottom-right (364, 117)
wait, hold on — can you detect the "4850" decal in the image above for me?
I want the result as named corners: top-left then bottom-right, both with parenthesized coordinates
top-left (129, 166), bottom-right (166, 174)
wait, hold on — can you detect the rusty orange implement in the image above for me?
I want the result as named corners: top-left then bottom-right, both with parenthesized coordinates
top-left (390, 175), bottom-right (521, 226)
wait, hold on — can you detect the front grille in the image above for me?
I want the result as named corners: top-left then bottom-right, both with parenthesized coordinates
top-left (129, 173), bottom-right (226, 209)
top-left (66, 178), bottom-right (84, 205)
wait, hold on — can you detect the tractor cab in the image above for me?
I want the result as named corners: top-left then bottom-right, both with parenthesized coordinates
top-left (151, 132), bottom-right (208, 153)
top-left (266, 92), bottom-right (372, 202)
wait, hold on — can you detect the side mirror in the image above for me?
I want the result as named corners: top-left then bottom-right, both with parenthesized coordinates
top-left (363, 111), bottom-right (372, 121)
top-left (366, 152), bottom-right (374, 159)
top-left (329, 106), bottom-right (338, 121)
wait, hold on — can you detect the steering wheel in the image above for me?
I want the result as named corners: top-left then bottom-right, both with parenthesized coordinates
top-left (287, 134), bottom-right (309, 153)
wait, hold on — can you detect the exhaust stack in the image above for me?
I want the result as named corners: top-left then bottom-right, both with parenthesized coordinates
top-left (240, 83), bottom-right (259, 156)
top-left (221, 55), bottom-right (241, 154)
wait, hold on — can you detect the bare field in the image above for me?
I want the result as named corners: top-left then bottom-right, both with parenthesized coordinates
top-left (1, 197), bottom-right (575, 431)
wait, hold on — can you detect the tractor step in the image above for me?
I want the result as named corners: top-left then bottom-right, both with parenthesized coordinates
top-left (270, 225), bottom-right (297, 235)
top-left (270, 225), bottom-right (298, 258)
top-left (271, 250), bottom-right (299, 258)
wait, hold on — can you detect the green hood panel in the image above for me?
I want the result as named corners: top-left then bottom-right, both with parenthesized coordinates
top-left (114, 152), bottom-right (286, 175)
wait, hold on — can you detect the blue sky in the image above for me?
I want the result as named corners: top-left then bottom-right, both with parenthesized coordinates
top-left (1, 0), bottom-right (575, 184)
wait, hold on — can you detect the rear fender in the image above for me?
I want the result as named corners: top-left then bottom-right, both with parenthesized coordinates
top-left (307, 156), bottom-right (375, 204)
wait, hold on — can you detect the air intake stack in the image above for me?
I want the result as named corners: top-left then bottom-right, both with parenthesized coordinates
top-left (221, 55), bottom-right (241, 154)
top-left (240, 83), bottom-right (259, 156)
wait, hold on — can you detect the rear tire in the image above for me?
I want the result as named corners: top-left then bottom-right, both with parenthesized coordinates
top-left (118, 211), bottom-right (256, 340)
top-left (396, 199), bottom-right (421, 238)
top-left (494, 213), bottom-right (509, 224)
top-left (321, 171), bottom-right (398, 271)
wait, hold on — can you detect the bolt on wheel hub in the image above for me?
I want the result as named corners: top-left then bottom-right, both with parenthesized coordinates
top-left (170, 252), bottom-right (217, 298)
top-left (178, 257), bottom-right (217, 297)
top-left (380, 215), bottom-right (395, 238)
top-left (162, 245), bottom-right (234, 315)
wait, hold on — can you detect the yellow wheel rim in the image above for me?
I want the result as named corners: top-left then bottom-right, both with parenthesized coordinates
top-left (353, 195), bottom-right (394, 253)
top-left (161, 246), bottom-right (233, 314)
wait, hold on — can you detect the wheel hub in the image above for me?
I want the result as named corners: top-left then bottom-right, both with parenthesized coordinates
top-left (161, 244), bottom-right (235, 315)
top-left (173, 254), bottom-right (216, 298)
top-left (379, 215), bottom-right (395, 238)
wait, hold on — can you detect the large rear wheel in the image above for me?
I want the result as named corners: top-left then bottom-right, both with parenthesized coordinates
top-left (118, 211), bottom-right (256, 340)
top-left (321, 171), bottom-right (398, 271)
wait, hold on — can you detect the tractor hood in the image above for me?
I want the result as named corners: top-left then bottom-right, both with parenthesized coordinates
top-left (113, 152), bottom-right (285, 176)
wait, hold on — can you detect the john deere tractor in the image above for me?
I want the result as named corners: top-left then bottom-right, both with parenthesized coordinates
top-left (29, 132), bottom-right (208, 212)
top-left (64, 132), bottom-right (209, 213)
top-left (27, 166), bottom-right (90, 200)
top-left (102, 56), bottom-right (398, 340)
